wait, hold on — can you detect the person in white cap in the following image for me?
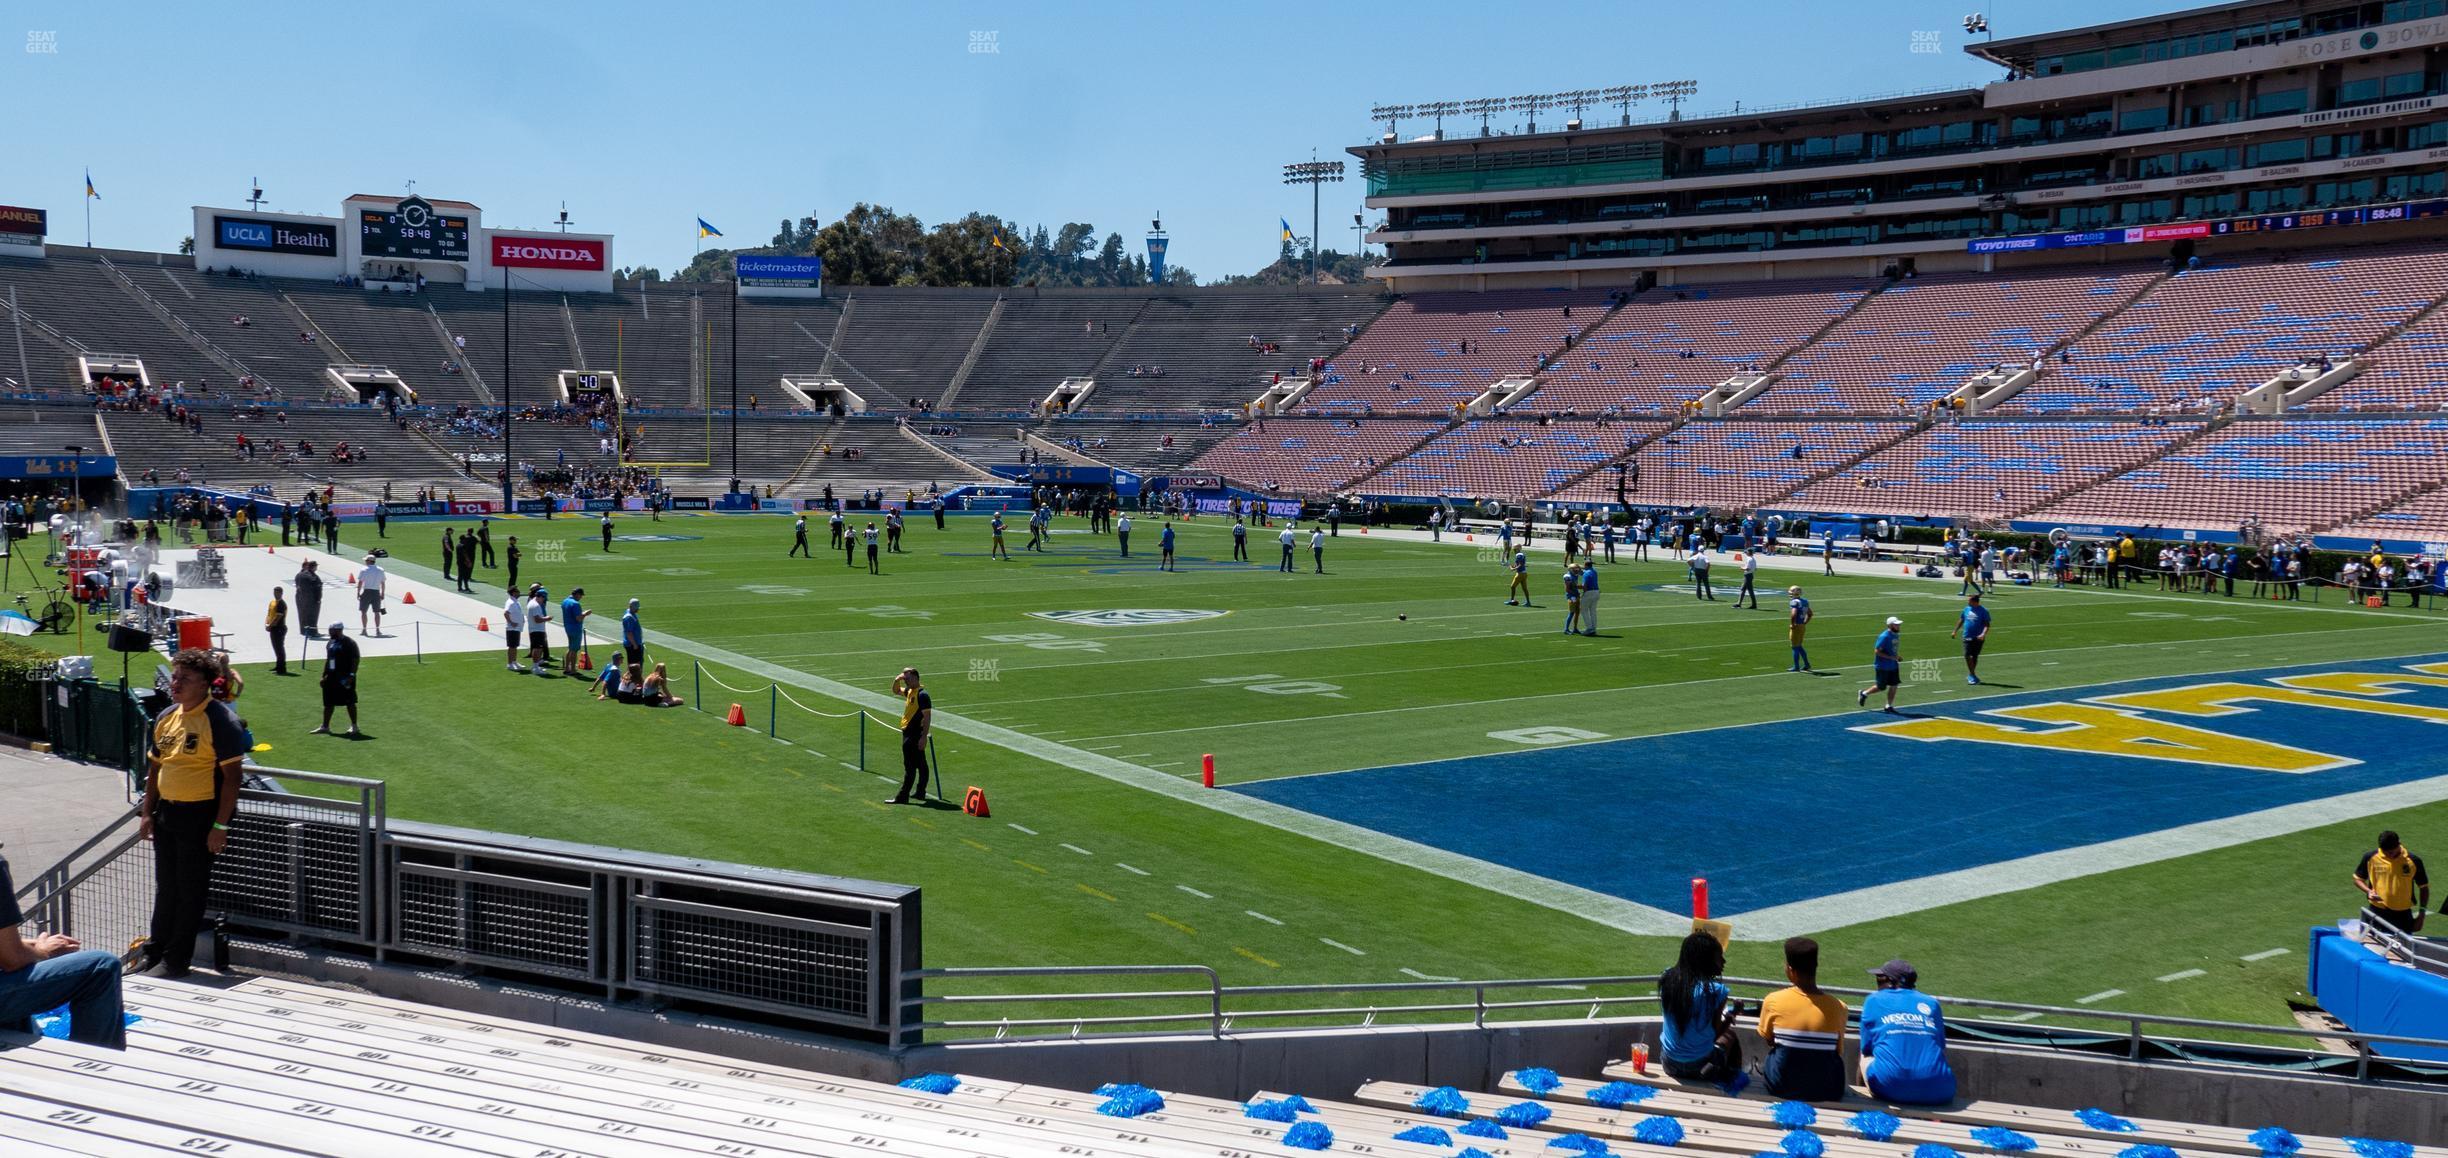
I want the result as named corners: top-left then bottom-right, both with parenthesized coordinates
top-left (1858, 616), bottom-right (1904, 713)
top-left (356, 554), bottom-right (386, 637)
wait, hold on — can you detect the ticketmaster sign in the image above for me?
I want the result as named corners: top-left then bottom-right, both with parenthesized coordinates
top-left (735, 254), bottom-right (823, 286)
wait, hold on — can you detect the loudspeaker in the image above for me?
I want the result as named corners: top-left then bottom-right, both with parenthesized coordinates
top-left (106, 624), bottom-right (153, 654)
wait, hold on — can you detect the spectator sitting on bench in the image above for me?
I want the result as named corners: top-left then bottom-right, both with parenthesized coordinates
top-left (1758, 936), bottom-right (1848, 1101)
top-left (1859, 958), bottom-right (1956, 1105)
top-left (1657, 931), bottom-right (1746, 1092)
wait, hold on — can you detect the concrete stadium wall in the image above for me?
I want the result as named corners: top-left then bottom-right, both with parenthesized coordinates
top-left (255, 945), bottom-right (2448, 1144)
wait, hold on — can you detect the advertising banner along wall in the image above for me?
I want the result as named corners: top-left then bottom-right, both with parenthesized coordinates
top-left (491, 234), bottom-right (606, 270)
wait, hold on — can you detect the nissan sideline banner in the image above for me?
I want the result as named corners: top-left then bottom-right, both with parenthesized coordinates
top-left (491, 234), bottom-right (606, 270)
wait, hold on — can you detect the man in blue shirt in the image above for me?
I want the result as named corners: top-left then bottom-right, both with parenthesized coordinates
top-left (1578, 564), bottom-right (1600, 635)
top-left (1159, 522), bottom-right (1177, 572)
top-left (1858, 616), bottom-right (1904, 713)
top-left (620, 598), bottom-right (645, 673)
top-left (560, 588), bottom-right (592, 677)
top-left (1952, 593), bottom-right (1990, 685)
top-left (1859, 959), bottom-right (1956, 1105)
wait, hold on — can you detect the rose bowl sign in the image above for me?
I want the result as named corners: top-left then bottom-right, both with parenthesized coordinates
top-left (491, 234), bottom-right (605, 270)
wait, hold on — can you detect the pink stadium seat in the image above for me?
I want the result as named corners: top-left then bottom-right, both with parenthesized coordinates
top-left (2026, 418), bottom-right (2448, 532)
top-left (1367, 420), bottom-right (1666, 499)
top-left (1547, 420), bottom-right (1910, 507)
top-left (1534, 279), bottom-right (1870, 413)
top-left (1761, 266), bottom-right (2158, 414)
top-left (1186, 417), bottom-right (1445, 492)
top-left (1308, 290), bottom-right (1610, 413)
top-left (2005, 244), bottom-right (2448, 414)
top-left (1782, 419), bottom-right (2200, 518)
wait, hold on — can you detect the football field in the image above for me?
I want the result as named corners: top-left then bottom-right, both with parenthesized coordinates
top-left (196, 511), bottom-right (2448, 1031)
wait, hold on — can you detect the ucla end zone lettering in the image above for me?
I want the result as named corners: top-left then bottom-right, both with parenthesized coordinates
top-left (1234, 656), bottom-right (2448, 918)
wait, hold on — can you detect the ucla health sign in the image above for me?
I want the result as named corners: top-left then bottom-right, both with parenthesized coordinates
top-left (214, 215), bottom-right (337, 256)
top-left (735, 254), bottom-right (823, 284)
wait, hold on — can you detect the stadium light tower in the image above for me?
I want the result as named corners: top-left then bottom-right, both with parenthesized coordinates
top-left (1963, 12), bottom-right (1990, 37)
top-left (1654, 79), bottom-right (1699, 121)
top-left (1604, 84), bottom-right (1648, 126)
top-left (1283, 159), bottom-right (1346, 285)
top-left (1462, 97), bottom-right (1507, 137)
top-left (1508, 93), bottom-right (1555, 134)
top-left (1371, 102), bottom-right (1412, 142)
top-left (1559, 88), bottom-right (1603, 130)
top-left (246, 180), bottom-right (265, 211)
top-left (1417, 100), bottom-right (1461, 140)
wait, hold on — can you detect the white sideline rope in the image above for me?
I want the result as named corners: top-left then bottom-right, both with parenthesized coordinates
top-left (696, 664), bottom-right (765, 695)
top-left (775, 685), bottom-right (861, 719)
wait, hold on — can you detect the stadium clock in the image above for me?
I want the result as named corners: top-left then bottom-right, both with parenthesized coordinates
top-left (358, 195), bottom-right (471, 262)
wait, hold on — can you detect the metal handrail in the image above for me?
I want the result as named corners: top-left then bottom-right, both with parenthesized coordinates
top-left (896, 962), bottom-right (2448, 1071)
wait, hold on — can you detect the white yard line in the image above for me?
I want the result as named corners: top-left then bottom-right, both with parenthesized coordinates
top-left (2155, 969), bottom-right (2207, 982)
top-left (1732, 771), bottom-right (2448, 940)
top-left (2241, 948), bottom-right (2291, 962)
top-left (1115, 863), bottom-right (1150, 876)
top-left (617, 623), bottom-right (1695, 938)
top-left (1177, 885), bottom-right (1213, 899)
top-left (1320, 938), bottom-right (1367, 957)
top-left (2075, 990), bottom-right (2126, 1005)
top-left (1059, 843), bottom-right (1094, 857)
top-left (1246, 911), bottom-right (1284, 926)
top-left (1063, 628), bottom-right (2426, 746)
top-left (1007, 823), bottom-right (1038, 836)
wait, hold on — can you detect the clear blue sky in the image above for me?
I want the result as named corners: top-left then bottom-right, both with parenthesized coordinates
top-left (7, 0), bottom-right (2182, 280)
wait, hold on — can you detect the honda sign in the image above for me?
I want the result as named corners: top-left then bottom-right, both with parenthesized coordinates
top-left (491, 234), bottom-right (605, 270)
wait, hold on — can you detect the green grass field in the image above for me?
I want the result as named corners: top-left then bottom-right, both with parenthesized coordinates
top-left (32, 512), bottom-right (2448, 1037)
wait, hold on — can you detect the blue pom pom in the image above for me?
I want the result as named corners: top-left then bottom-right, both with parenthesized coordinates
top-left (2347, 1140), bottom-right (2414, 1158)
top-left (1395, 1126), bottom-right (1454, 1145)
top-left (1634, 1116), bottom-right (1687, 1147)
top-left (1783, 1131), bottom-right (1827, 1158)
top-left (2249, 1128), bottom-right (2303, 1157)
top-left (2075, 1110), bottom-right (2140, 1133)
top-left (1283, 1120), bottom-right (1334, 1150)
top-left (1519, 1066), bottom-right (1565, 1095)
top-left (1498, 1101), bottom-right (1555, 1128)
top-left (1095, 1084), bottom-right (1165, 1118)
top-left (1282, 1095), bottom-right (1316, 1113)
top-left (1416, 1086), bottom-right (1472, 1118)
top-left (2117, 1147), bottom-right (2179, 1158)
top-left (1773, 1103), bottom-right (1821, 1128)
top-left (1590, 1081), bottom-right (1657, 1109)
top-left (1549, 1134), bottom-right (1614, 1155)
top-left (1853, 1113), bottom-right (1903, 1142)
top-left (1972, 1128), bottom-right (2038, 1153)
top-left (1915, 1145), bottom-right (1966, 1158)
top-left (897, 1072), bottom-right (960, 1094)
top-left (1461, 1118), bottom-right (1511, 1139)
top-left (1246, 1099), bottom-right (1301, 1122)
top-left (1462, 1150), bottom-right (1501, 1158)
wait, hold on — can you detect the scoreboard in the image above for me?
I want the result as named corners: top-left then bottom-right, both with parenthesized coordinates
top-left (358, 195), bottom-right (470, 261)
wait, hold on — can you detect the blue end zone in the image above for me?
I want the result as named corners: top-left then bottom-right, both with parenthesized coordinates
top-left (1231, 654), bottom-right (2448, 917)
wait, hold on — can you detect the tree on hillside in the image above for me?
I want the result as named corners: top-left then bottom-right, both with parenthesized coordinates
top-left (666, 205), bottom-right (1204, 288)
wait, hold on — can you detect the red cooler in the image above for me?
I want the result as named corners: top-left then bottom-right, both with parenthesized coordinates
top-left (175, 616), bottom-right (214, 652)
